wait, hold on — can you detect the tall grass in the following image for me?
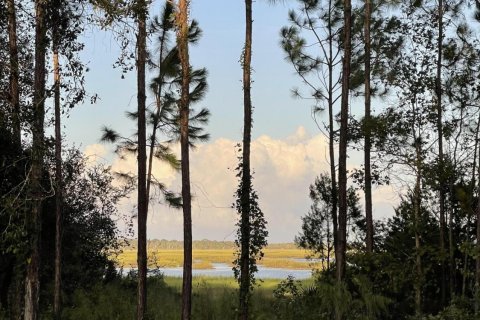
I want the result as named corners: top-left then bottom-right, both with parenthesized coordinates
top-left (59, 274), bottom-right (391, 320)
top-left (116, 248), bottom-right (322, 270)
top-left (61, 276), bottom-right (291, 320)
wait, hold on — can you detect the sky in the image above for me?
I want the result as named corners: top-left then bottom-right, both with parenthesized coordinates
top-left (64, 0), bottom-right (399, 243)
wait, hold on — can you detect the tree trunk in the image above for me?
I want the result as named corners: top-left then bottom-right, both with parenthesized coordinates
top-left (25, 1), bottom-right (47, 319)
top-left (467, 112), bottom-right (480, 297)
top-left (176, 1), bottom-right (192, 319)
top-left (436, 0), bottom-right (447, 305)
top-left (327, 0), bottom-right (338, 258)
top-left (14, 272), bottom-right (24, 320)
top-left (53, 43), bottom-right (63, 320)
top-left (413, 97), bottom-right (422, 316)
top-left (146, 28), bottom-right (167, 212)
top-left (364, 0), bottom-right (373, 254)
top-left (414, 164), bottom-right (422, 315)
top-left (336, 0), bottom-right (352, 286)
top-left (7, 0), bottom-right (21, 147)
top-left (136, 0), bottom-right (148, 319)
top-left (448, 205), bottom-right (454, 297)
top-left (239, 1), bottom-right (253, 319)
top-left (476, 120), bottom-right (480, 313)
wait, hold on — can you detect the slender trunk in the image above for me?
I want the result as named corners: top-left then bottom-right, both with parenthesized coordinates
top-left (25, 1), bottom-right (46, 319)
top-left (7, 0), bottom-right (21, 147)
top-left (239, 1), bottom-right (253, 319)
top-left (336, 0), bottom-right (352, 285)
top-left (462, 213), bottom-right (470, 297)
top-left (53, 44), bottom-right (63, 320)
top-left (326, 214), bottom-right (331, 271)
top-left (436, 0), bottom-right (447, 305)
top-left (448, 204), bottom-right (454, 297)
top-left (476, 116), bottom-right (480, 313)
top-left (413, 97), bottom-right (422, 316)
top-left (414, 164), bottom-right (422, 315)
top-left (136, 1), bottom-right (148, 319)
top-left (467, 111), bottom-right (480, 297)
top-left (477, 172), bottom-right (480, 312)
top-left (146, 29), bottom-right (167, 211)
top-left (364, 0), bottom-right (373, 254)
top-left (327, 0), bottom-right (338, 257)
top-left (177, 1), bottom-right (192, 319)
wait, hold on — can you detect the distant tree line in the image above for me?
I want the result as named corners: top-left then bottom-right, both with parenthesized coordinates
top-left (122, 240), bottom-right (298, 251)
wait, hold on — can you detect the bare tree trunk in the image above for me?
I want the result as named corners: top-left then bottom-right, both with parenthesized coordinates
top-left (146, 89), bottom-right (162, 212)
top-left (146, 31), bottom-right (167, 211)
top-left (327, 0), bottom-right (338, 257)
top-left (336, 0), bottom-right (352, 286)
top-left (475, 4), bottom-right (480, 316)
top-left (53, 43), bottom-right (63, 320)
top-left (7, 0), bottom-right (21, 147)
top-left (476, 121), bottom-right (480, 313)
top-left (364, 0), bottom-right (373, 254)
top-left (326, 213), bottom-right (331, 271)
top-left (176, 1), bottom-right (192, 319)
top-left (436, 0), bottom-right (447, 306)
top-left (414, 166), bottom-right (422, 315)
top-left (448, 205), bottom-right (454, 297)
top-left (462, 214), bottom-right (470, 297)
top-left (239, 1), bottom-right (253, 319)
top-left (136, 0), bottom-right (148, 319)
top-left (413, 97), bottom-right (422, 316)
top-left (25, 1), bottom-right (47, 319)
top-left (466, 112), bottom-right (480, 297)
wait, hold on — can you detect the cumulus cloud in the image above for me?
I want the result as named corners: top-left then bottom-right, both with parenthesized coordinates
top-left (83, 143), bottom-right (108, 165)
top-left (86, 126), bottom-right (398, 243)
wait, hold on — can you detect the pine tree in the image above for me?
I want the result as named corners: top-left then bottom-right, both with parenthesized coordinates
top-left (175, 0), bottom-right (193, 318)
top-left (24, 1), bottom-right (47, 319)
top-left (337, 0), bottom-right (352, 286)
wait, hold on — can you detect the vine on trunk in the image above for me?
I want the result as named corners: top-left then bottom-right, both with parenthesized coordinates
top-left (233, 144), bottom-right (268, 292)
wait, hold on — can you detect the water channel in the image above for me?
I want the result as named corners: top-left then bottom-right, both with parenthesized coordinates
top-left (119, 263), bottom-right (312, 280)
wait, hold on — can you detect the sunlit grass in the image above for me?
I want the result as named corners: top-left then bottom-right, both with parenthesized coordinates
top-left (116, 247), bottom-right (323, 270)
top-left (63, 275), bottom-right (316, 319)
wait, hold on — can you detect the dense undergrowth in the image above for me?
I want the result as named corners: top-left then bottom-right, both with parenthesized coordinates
top-left (1, 270), bottom-right (475, 319)
top-left (58, 275), bottom-right (283, 320)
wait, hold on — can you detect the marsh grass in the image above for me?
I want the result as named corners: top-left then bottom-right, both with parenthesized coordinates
top-left (116, 248), bottom-right (323, 270)
top-left (61, 276), bottom-right (313, 320)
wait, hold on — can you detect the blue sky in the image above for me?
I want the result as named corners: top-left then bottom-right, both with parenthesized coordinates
top-left (66, 0), bottom-right (318, 147)
top-left (65, 0), bottom-right (398, 242)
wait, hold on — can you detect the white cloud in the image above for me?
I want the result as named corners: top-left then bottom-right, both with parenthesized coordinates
top-left (90, 126), bottom-right (398, 243)
top-left (83, 143), bottom-right (108, 165)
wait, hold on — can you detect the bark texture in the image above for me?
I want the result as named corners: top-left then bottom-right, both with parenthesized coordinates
top-left (327, 0), bottom-right (338, 256)
top-left (7, 0), bottom-right (21, 146)
top-left (53, 45), bottom-right (63, 319)
top-left (136, 0), bottom-right (148, 319)
top-left (436, 0), bottom-right (447, 305)
top-left (25, 1), bottom-right (47, 319)
top-left (364, 0), bottom-right (373, 253)
top-left (336, 0), bottom-right (352, 285)
top-left (176, 1), bottom-right (192, 319)
top-left (239, 1), bottom-right (253, 319)
top-left (413, 97), bottom-right (423, 316)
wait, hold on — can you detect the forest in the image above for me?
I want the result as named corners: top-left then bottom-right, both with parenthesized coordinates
top-left (2, 0), bottom-right (480, 319)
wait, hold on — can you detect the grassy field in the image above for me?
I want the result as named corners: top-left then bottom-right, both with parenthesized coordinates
top-left (61, 275), bottom-right (316, 320)
top-left (116, 248), bottom-right (322, 270)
